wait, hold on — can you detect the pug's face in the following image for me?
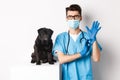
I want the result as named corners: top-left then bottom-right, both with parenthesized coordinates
top-left (38, 28), bottom-right (53, 45)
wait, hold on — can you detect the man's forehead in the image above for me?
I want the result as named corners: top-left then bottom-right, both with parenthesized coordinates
top-left (67, 11), bottom-right (79, 15)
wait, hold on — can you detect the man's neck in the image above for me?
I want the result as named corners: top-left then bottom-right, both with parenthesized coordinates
top-left (69, 27), bottom-right (81, 35)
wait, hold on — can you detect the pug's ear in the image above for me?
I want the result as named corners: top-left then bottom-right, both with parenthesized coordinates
top-left (37, 28), bottom-right (43, 34)
top-left (48, 29), bottom-right (53, 36)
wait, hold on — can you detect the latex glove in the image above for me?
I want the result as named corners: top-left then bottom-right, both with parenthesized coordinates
top-left (86, 21), bottom-right (101, 45)
top-left (80, 40), bottom-right (90, 57)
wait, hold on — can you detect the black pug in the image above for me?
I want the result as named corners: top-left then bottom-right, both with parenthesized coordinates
top-left (31, 28), bottom-right (56, 65)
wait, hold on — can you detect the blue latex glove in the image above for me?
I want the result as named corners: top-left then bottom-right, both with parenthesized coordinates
top-left (80, 40), bottom-right (90, 57)
top-left (86, 21), bottom-right (101, 45)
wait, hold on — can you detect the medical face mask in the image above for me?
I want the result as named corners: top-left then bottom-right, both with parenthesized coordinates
top-left (67, 20), bottom-right (80, 29)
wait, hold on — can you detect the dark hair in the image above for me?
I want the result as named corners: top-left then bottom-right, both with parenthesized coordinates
top-left (66, 4), bottom-right (82, 16)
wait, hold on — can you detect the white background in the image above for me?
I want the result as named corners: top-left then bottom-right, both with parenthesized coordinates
top-left (0, 0), bottom-right (120, 80)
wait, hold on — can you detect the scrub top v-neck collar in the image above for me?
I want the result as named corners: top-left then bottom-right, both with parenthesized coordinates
top-left (69, 31), bottom-right (82, 42)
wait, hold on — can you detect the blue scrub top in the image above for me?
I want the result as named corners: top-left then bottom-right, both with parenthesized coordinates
top-left (52, 31), bottom-right (102, 80)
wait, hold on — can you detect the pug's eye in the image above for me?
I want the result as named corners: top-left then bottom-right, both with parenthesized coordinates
top-left (39, 33), bottom-right (42, 37)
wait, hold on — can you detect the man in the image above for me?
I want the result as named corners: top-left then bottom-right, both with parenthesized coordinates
top-left (52, 4), bottom-right (102, 80)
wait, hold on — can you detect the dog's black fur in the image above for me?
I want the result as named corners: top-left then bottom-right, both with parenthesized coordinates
top-left (31, 28), bottom-right (56, 65)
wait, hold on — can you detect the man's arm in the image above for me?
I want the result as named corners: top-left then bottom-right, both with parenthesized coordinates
top-left (92, 41), bottom-right (101, 62)
top-left (55, 39), bottom-right (90, 64)
top-left (85, 21), bottom-right (101, 62)
top-left (56, 51), bottom-right (81, 64)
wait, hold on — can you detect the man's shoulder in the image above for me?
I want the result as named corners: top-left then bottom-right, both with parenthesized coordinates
top-left (82, 31), bottom-right (87, 35)
top-left (81, 30), bottom-right (90, 39)
top-left (57, 32), bottom-right (68, 38)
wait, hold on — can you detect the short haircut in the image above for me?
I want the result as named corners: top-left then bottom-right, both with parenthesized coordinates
top-left (66, 4), bottom-right (82, 16)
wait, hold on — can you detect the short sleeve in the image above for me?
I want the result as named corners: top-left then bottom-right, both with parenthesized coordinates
top-left (52, 34), bottom-right (64, 57)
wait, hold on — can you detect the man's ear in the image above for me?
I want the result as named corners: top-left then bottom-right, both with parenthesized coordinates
top-left (80, 16), bottom-right (82, 21)
top-left (66, 16), bottom-right (68, 21)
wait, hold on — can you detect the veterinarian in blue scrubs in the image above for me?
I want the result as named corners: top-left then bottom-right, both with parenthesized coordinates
top-left (52, 4), bottom-right (102, 80)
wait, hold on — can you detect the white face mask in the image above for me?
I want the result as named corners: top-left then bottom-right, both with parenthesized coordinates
top-left (67, 20), bottom-right (80, 29)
